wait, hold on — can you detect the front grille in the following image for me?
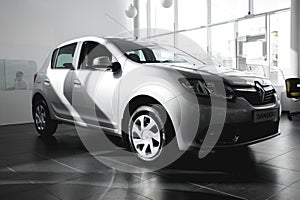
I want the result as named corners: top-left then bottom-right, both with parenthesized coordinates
top-left (234, 86), bottom-right (276, 106)
top-left (217, 121), bottom-right (279, 144)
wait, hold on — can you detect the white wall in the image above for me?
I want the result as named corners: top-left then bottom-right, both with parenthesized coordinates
top-left (0, 0), bottom-right (132, 125)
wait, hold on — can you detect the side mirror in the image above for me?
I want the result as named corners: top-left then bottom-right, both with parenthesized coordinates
top-left (110, 62), bottom-right (121, 73)
top-left (93, 56), bottom-right (111, 68)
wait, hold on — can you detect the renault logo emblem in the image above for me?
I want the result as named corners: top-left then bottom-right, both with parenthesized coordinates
top-left (255, 81), bottom-right (265, 103)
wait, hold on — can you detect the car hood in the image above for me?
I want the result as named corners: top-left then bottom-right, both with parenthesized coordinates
top-left (144, 63), bottom-right (272, 86)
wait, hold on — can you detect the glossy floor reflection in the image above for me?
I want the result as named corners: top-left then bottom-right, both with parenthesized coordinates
top-left (0, 114), bottom-right (299, 200)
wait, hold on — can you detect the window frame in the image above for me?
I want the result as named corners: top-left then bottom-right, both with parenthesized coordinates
top-left (51, 48), bottom-right (58, 69)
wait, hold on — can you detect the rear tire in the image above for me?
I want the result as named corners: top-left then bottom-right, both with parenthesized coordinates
top-left (288, 113), bottom-right (293, 121)
top-left (33, 99), bottom-right (58, 137)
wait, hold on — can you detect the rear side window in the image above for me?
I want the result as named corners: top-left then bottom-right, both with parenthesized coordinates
top-left (53, 43), bottom-right (77, 69)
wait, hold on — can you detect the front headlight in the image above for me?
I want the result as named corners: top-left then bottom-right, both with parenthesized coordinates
top-left (179, 78), bottom-right (235, 99)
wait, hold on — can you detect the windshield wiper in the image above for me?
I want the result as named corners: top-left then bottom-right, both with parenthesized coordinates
top-left (161, 60), bottom-right (175, 63)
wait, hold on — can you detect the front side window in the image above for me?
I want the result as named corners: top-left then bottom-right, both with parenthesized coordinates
top-left (79, 41), bottom-right (115, 70)
top-left (54, 43), bottom-right (77, 69)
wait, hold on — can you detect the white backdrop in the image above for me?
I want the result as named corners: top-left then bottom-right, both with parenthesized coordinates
top-left (0, 0), bottom-right (133, 125)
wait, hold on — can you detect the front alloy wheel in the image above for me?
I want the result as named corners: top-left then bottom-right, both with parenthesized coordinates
top-left (128, 106), bottom-right (166, 161)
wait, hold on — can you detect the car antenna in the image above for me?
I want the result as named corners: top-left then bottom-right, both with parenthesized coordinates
top-left (104, 13), bottom-right (138, 39)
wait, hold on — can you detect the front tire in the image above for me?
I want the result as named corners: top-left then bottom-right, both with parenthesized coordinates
top-left (33, 100), bottom-right (58, 137)
top-left (127, 105), bottom-right (174, 162)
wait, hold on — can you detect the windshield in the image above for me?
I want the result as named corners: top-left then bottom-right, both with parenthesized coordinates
top-left (109, 38), bottom-right (206, 66)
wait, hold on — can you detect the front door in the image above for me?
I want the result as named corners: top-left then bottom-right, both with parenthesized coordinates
top-left (72, 41), bottom-right (120, 130)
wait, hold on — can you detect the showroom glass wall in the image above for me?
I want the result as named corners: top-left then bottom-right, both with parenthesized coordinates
top-left (138, 0), bottom-right (291, 85)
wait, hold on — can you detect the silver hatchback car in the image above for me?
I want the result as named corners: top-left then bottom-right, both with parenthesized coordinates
top-left (32, 37), bottom-right (280, 161)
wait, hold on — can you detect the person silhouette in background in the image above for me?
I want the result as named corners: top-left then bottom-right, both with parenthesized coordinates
top-left (13, 71), bottom-right (28, 90)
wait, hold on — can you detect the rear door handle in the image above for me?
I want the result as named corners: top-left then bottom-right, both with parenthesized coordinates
top-left (73, 80), bottom-right (81, 87)
top-left (44, 78), bottom-right (50, 86)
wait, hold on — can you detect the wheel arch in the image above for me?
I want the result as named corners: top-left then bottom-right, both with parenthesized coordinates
top-left (32, 92), bottom-right (56, 120)
top-left (32, 92), bottom-right (46, 106)
top-left (121, 95), bottom-right (176, 147)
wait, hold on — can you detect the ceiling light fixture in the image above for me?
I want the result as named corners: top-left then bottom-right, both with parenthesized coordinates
top-left (161, 0), bottom-right (173, 8)
top-left (125, 2), bottom-right (138, 18)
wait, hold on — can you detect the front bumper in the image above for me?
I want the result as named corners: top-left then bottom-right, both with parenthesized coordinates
top-left (164, 91), bottom-right (281, 151)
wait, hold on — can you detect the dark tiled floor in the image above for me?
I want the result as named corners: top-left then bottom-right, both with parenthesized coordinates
top-left (0, 115), bottom-right (299, 200)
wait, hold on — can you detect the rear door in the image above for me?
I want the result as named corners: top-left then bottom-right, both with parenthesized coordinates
top-left (44, 43), bottom-right (78, 120)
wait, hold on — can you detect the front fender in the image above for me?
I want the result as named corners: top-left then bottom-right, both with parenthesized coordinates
top-left (119, 83), bottom-right (179, 122)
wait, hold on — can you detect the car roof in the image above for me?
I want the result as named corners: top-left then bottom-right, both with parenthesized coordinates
top-left (57, 36), bottom-right (104, 48)
top-left (56, 36), bottom-right (154, 49)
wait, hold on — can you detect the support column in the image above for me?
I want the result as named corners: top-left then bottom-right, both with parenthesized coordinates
top-left (234, 21), bottom-right (239, 69)
top-left (207, 0), bottom-right (212, 57)
top-left (248, 0), bottom-right (253, 15)
top-left (147, 0), bottom-right (151, 38)
top-left (133, 0), bottom-right (140, 39)
top-left (291, 0), bottom-right (300, 77)
top-left (174, 0), bottom-right (178, 47)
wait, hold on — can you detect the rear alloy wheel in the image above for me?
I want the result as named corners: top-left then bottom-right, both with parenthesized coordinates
top-left (33, 100), bottom-right (58, 137)
top-left (35, 104), bottom-right (46, 131)
top-left (128, 105), bottom-right (167, 162)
